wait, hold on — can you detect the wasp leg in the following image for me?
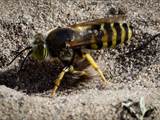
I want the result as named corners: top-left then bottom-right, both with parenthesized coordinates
top-left (51, 67), bottom-right (70, 96)
top-left (69, 65), bottom-right (89, 77)
top-left (82, 53), bottom-right (107, 83)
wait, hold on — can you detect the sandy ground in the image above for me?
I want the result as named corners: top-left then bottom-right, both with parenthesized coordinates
top-left (0, 0), bottom-right (160, 120)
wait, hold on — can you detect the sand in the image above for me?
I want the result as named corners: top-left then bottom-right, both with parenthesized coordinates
top-left (0, 0), bottom-right (160, 120)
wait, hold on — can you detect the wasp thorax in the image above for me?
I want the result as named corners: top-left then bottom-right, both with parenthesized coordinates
top-left (31, 33), bottom-right (48, 60)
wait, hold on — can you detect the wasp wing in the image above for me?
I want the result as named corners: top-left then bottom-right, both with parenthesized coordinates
top-left (66, 32), bottom-right (95, 48)
top-left (68, 15), bottom-right (126, 28)
top-left (66, 15), bottom-right (127, 48)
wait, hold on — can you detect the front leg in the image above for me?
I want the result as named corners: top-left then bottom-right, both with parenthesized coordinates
top-left (51, 66), bottom-right (70, 96)
top-left (51, 65), bottom-right (89, 96)
top-left (51, 50), bottom-right (76, 96)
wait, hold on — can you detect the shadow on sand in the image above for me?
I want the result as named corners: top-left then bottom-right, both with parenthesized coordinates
top-left (0, 58), bottom-right (88, 94)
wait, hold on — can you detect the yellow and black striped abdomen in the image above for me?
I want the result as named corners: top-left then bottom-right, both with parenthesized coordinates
top-left (86, 22), bottom-right (132, 49)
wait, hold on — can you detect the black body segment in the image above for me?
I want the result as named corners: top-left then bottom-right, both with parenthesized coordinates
top-left (114, 23), bottom-right (121, 45)
top-left (122, 23), bottom-right (129, 43)
top-left (96, 30), bottom-right (104, 49)
top-left (91, 24), bottom-right (101, 30)
top-left (91, 24), bottom-right (103, 49)
top-left (104, 23), bottom-right (113, 47)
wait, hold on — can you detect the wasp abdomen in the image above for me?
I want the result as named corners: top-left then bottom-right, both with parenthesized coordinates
top-left (86, 22), bottom-right (132, 49)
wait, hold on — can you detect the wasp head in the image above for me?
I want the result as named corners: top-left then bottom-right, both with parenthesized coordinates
top-left (31, 33), bottom-right (48, 60)
top-left (7, 33), bottom-right (48, 72)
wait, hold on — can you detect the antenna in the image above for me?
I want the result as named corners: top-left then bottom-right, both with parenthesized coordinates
top-left (7, 46), bottom-right (32, 66)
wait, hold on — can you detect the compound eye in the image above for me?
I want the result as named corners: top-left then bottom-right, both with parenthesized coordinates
top-left (33, 33), bottom-right (44, 44)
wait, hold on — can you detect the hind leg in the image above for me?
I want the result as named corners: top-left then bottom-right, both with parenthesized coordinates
top-left (82, 53), bottom-right (108, 84)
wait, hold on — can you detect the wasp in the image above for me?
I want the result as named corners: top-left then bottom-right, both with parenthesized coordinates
top-left (7, 16), bottom-right (132, 96)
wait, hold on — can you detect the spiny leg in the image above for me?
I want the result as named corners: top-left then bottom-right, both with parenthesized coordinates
top-left (68, 65), bottom-right (89, 77)
top-left (82, 53), bottom-right (107, 83)
top-left (51, 67), bottom-right (69, 96)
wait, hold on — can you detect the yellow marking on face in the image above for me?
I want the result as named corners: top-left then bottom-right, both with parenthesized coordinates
top-left (111, 23), bottom-right (117, 48)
